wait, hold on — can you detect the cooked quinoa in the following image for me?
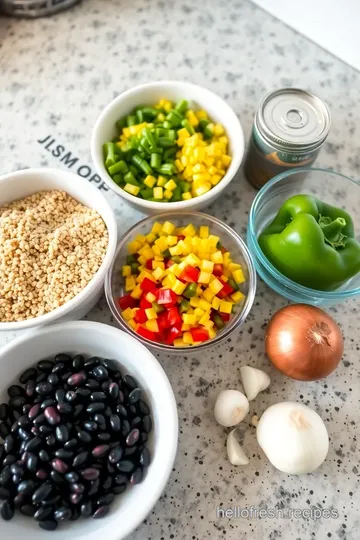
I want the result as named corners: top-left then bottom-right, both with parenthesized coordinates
top-left (0, 190), bottom-right (108, 322)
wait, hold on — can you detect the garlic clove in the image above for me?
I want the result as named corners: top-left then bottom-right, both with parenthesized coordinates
top-left (226, 429), bottom-right (249, 466)
top-left (240, 366), bottom-right (271, 401)
top-left (214, 390), bottom-right (249, 427)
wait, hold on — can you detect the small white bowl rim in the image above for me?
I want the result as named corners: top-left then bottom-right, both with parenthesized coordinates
top-left (91, 80), bottom-right (244, 210)
top-left (0, 168), bottom-right (118, 331)
top-left (0, 321), bottom-right (179, 539)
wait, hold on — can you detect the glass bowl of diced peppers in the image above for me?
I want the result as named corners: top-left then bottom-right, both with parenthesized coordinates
top-left (91, 81), bottom-right (245, 215)
top-left (105, 212), bottom-right (256, 352)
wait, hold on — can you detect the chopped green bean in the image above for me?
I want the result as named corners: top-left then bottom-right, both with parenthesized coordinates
top-left (157, 163), bottom-right (175, 175)
top-left (175, 99), bottom-right (188, 114)
top-left (163, 120), bottom-right (172, 129)
top-left (171, 185), bottom-right (182, 201)
top-left (163, 147), bottom-right (177, 160)
top-left (136, 109), bottom-right (144, 123)
top-left (203, 126), bottom-right (213, 139)
top-left (181, 119), bottom-right (195, 135)
top-left (158, 137), bottom-right (175, 148)
top-left (130, 261), bottom-right (140, 274)
top-left (129, 165), bottom-right (139, 177)
top-left (124, 171), bottom-right (139, 186)
top-left (141, 107), bottom-right (158, 118)
top-left (140, 187), bottom-right (153, 199)
top-left (108, 160), bottom-right (128, 175)
top-left (131, 155), bottom-right (153, 175)
top-left (150, 153), bottom-right (162, 168)
top-left (116, 118), bottom-right (127, 132)
top-left (144, 127), bottom-right (156, 148)
top-left (179, 180), bottom-right (191, 193)
top-left (112, 174), bottom-right (124, 185)
top-left (104, 142), bottom-right (117, 168)
top-left (126, 115), bottom-right (136, 127)
top-left (198, 118), bottom-right (209, 131)
top-left (166, 111), bottom-right (182, 127)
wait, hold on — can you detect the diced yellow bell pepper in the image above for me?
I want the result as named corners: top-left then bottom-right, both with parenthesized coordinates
top-left (165, 235), bottom-right (178, 246)
top-left (202, 319), bottom-right (214, 330)
top-left (173, 338), bottom-right (188, 347)
top-left (182, 224), bottom-right (197, 237)
top-left (219, 301), bottom-right (233, 314)
top-left (152, 244), bottom-right (161, 256)
top-left (199, 225), bottom-right (209, 238)
top-left (169, 244), bottom-right (183, 256)
top-left (190, 297), bottom-right (200, 308)
top-left (128, 319), bottom-right (137, 330)
top-left (130, 285), bottom-right (142, 299)
top-left (162, 221), bottom-right (176, 235)
top-left (136, 270), bottom-right (156, 284)
top-left (203, 287), bottom-right (215, 303)
top-left (151, 222), bottom-right (163, 235)
top-left (199, 259), bottom-right (214, 272)
top-left (125, 276), bottom-right (136, 291)
top-left (208, 327), bottom-right (217, 339)
top-left (122, 307), bottom-right (133, 321)
top-left (166, 273), bottom-right (177, 286)
top-left (207, 235), bottom-right (220, 246)
top-left (164, 189), bottom-right (173, 200)
top-left (184, 253), bottom-right (200, 266)
top-left (229, 262), bottom-right (241, 272)
top-left (220, 275), bottom-right (228, 282)
top-left (182, 314), bottom-right (196, 326)
top-left (154, 236), bottom-right (168, 252)
top-left (194, 308), bottom-right (205, 320)
top-left (212, 296), bottom-right (221, 310)
top-left (182, 192), bottom-right (192, 200)
top-left (145, 291), bottom-right (156, 303)
top-left (152, 267), bottom-right (166, 281)
top-left (127, 240), bottom-right (142, 254)
top-left (183, 331), bottom-right (194, 344)
top-left (171, 279), bottom-right (187, 295)
top-left (152, 261), bottom-right (165, 270)
top-left (161, 276), bottom-right (172, 288)
top-left (198, 298), bottom-right (212, 312)
top-left (122, 265), bottom-right (131, 277)
top-left (167, 264), bottom-right (181, 277)
top-left (209, 278), bottom-right (223, 295)
top-left (198, 271), bottom-right (211, 284)
top-left (146, 232), bottom-right (157, 244)
top-left (145, 319), bottom-right (159, 333)
top-left (231, 291), bottom-right (245, 303)
top-left (211, 251), bottom-right (223, 264)
top-left (232, 269), bottom-right (245, 284)
top-left (181, 323), bottom-right (191, 331)
top-left (145, 308), bottom-right (157, 320)
top-left (199, 313), bottom-right (210, 326)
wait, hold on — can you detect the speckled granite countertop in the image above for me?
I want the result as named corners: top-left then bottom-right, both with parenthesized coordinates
top-left (0, 1), bottom-right (360, 538)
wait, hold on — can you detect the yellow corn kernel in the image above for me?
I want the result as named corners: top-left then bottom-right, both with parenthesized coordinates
top-left (181, 324), bottom-right (191, 331)
top-left (183, 331), bottom-right (194, 345)
top-left (190, 297), bottom-right (200, 308)
top-left (128, 319), bottom-right (137, 330)
top-left (208, 327), bottom-right (217, 339)
top-left (194, 308), bottom-right (205, 320)
top-left (192, 163), bottom-right (205, 173)
top-left (194, 183), bottom-right (211, 197)
top-left (222, 155), bottom-right (232, 167)
top-left (182, 314), bottom-right (196, 326)
top-left (145, 308), bottom-right (157, 320)
top-left (193, 147), bottom-right (205, 161)
top-left (219, 301), bottom-right (233, 314)
top-left (182, 193), bottom-right (193, 200)
top-left (124, 183), bottom-right (140, 196)
top-left (186, 110), bottom-right (199, 126)
top-left (211, 296), bottom-right (221, 310)
top-left (184, 253), bottom-right (200, 266)
top-left (175, 159), bottom-right (184, 172)
top-left (145, 292), bottom-right (156, 304)
top-left (145, 319), bottom-right (159, 333)
top-left (195, 109), bottom-right (208, 120)
top-left (203, 287), bottom-right (215, 303)
top-left (125, 276), bottom-right (136, 291)
top-left (199, 259), bottom-right (214, 272)
top-left (169, 244), bottom-right (183, 256)
top-left (182, 167), bottom-right (193, 180)
top-left (213, 123), bottom-right (225, 136)
top-left (154, 236), bottom-right (168, 252)
top-left (193, 173), bottom-right (211, 183)
top-left (198, 271), bottom-right (211, 284)
top-left (153, 187), bottom-right (163, 199)
top-left (162, 221), bottom-right (176, 235)
top-left (122, 307), bottom-right (133, 321)
top-left (211, 251), bottom-right (223, 264)
top-left (151, 222), bottom-right (162, 234)
top-left (198, 298), bottom-right (212, 312)
top-left (173, 338), bottom-right (188, 347)
top-left (130, 285), bottom-right (142, 299)
top-left (231, 291), bottom-right (245, 303)
top-left (180, 155), bottom-right (188, 166)
top-left (171, 279), bottom-right (187, 295)
top-left (199, 313), bottom-right (210, 326)
top-left (152, 267), bottom-right (165, 281)
top-left (209, 278), bottom-right (223, 295)
top-left (152, 261), bottom-right (165, 271)
top-left (178, 128), bottom-right (191, 139)
top-left (233, 269), bottom-right (246, 284)
top-left (157, 176), bottom-right (167, 187)
top-left (122, 265), bottom-right (131, 277)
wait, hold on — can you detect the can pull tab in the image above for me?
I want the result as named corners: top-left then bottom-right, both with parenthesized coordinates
top-left (283, 108), bottom-right (307, 129)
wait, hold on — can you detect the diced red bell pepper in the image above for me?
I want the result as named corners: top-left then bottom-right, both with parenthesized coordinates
top-left (156, 288), bottom-right (177, 306)
top-left (145, 259), bottom-right (154, 270)
top-left (190, 327), bottom-right (209, 342)
top-left (157, 311), bottom-right (170, 331)
top-left (213, 264), bottom-right (223, 277)
top-left (220, 247), bottom-right (228, 254)
top-left (219, 312), bottom-right (231, 322)
top-left (136, 325), bottom-right (156, 341)
top-left (118, 294), bottom-right (137, 311)
top-left (165, 259), bottom-right (174, 268)
top-left (140, 295), bottom-right (152, 310)
top-left (140, 277), bottom-right (157, 292)
top-left (167, 306), bottom-right (182, 327)
top-left (179, 264), bottom-right (200, 283)
top-left (217, 279), bottom-right (234, 299)
top-left (134, 309), bottom-right (147, 324)
top-left (177, 235), bottom-right (185, 241)
top-left (164, 326), bottom-right (183, 344)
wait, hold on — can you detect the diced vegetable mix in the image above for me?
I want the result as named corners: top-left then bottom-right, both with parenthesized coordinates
top-left (103, 99), bottom-right (232, 202)
top-left (118, 221), bottom-right (246, 347)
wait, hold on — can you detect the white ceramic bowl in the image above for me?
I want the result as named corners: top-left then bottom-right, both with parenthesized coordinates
top-left (0, 321), bottom-right (178, 540)
top-left (91, 80), bottom-right (245, 215)
top-left (0, 168), bottom-right (117, 332)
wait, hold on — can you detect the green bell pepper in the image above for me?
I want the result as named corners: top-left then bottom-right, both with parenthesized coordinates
top-left (258, 194), bottom-right (360, 290)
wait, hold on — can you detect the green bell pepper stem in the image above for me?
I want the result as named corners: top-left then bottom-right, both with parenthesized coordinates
top-left (319, 216), bottom-right (347, 248)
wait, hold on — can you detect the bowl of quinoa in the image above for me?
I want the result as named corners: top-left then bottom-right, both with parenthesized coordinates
top-left (0, 168), bottom-right (117, 331)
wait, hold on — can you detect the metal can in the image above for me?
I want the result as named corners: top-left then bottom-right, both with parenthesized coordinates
top-left (244, 88), bottom-right (331, 188)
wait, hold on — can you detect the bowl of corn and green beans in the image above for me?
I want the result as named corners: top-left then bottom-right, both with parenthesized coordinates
top-left (91, 81), bottom-right (245, 215)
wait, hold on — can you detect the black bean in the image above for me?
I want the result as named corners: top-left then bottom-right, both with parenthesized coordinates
top-left (84, 357), bottom-right (100, 370)
top-left (65, 471), bottom-right (79, 483)
top-left (70, 507), bottom-right (81, 521)
top-left (108, 382), bottom-right (119, 400)
top-left (35, 382), bottom-right (53, 396)
top-left (107, 462), bottom-right (116, 474)
top-left (101, 380), bottom-right (111, 392)
top-left (64, 438), bottom-right (77, 450)
top-left (128, 388), bottom-right (141, 404)
top-left (4, 434), bottom-right (15, 453)
top-left (118, 390), bottom-right (125, 404)
top-left (85, 379), bottom-right (100, 390)
top-left (35, 372), bottom-right (47, 384)
top-left (39, 449), bottom-right (50, 462)
top-left (46, 434), bottom-right (56, 447)
top-left (18, 428), bottom-right (31, 441)
top-left (73, 451), bottom-right (89, 468)
top-left (97, 433), bottom-right (111, 442)
top-left (124, 446), bottom-right (137, 457)
top-left (39, 425), bottom-right (52, 436)
top-left (41, 493), bottom-right (60, 506)
top-left (3, 453), bottom-right (16, 467)
top-left (55, 449), bottom-right (73, 460)
top-left (109, 446), bottom-right (123, 464)
top-left (102, 476), bottom-right (112, 491)
top-left (8, 384), bottom-right (25, 398)
top-left (93, 505), bottom-right (110, 519)
top-left (44, 406), bottom-right (60, 425)
top-left (84, 420), bottom-right (97, 432)
top-left (93, 413), bottom-right (106, 428)
top-left (121, 420), bottom-right (131, 437)
top-left (0, 466), bottom-right (11, 486)
top-left (24, 379), bottom-right (36, 397)
top-left (55, 388), bottom-right (66, 403)
top-left (0, 403), bottom-right (10, 420)
top-left (54, 506), bottom-right (72, 521)
top-left (61, 370), bottom-right (73, 382)
top-left (128, 404), bottom-right (137, 417)
top-left (57, 403), bottom-right (73, 415)
top-left (0, 423), bottom-right (9, 439)
top-left (28, 403), bottom-right (41, 421)
top-left (65, 390), bottom-right (77, 402)
top-left (50, 470), bottom-right (65, 484)
top-left (54, 353), bottom-right (72, 364)
top-left (72, 355), bottom-right (84, 370)
top-left (52, 362), bottom-right (66, 374)
top-left (33, 413), bottom-right (46, 425)
top-left (81, 500), bottom-right (93, 517)
top-left (39, 520), bottom-right (58, 531)
top-left (10, 463), bottom-right (24, 476)
top-left (123, 374), bottom-right (138, 390)
top-left (70, 482), bottom-right (85, 494)
top-left (20, 504), bottom-right (36, 517)
top-left (92, 445), bottom-right (110, 459)
top-left (47, 374), bottom-right (59, 386)
top-left (9, 396), bottom-right (27, 411)
top-left (0, 487), bottom-right (10, 500)
top-left (86, 402), bottom-right (105, 415)
top-left (90, 391), bottom-right (107, 402)
top-left (17, 414), bottom-right (31, 428)
top-left (81, 468), bottom-right (100, 481)
top-left (0, 444), bottom-right (3, 461)
top-left (34, 505), bottom-right (53, 521)
top-left (92, 366), bottom-right (108, 381)
top-left (0, 500), bottom-right (14, 520)
top-left (142, 415), bottom-right (152, 433)
top-left (37, 360), bottom-right (54, 373)
top-left (107, 415), bottom-right (120, 433)
top-left (55, 424), bottom-right (69, 443)
top-left (22, 403), bottom-right (32, 415)
top-left (113, 484), bottom-right (127, 495)
top-left (76, 388), bottom-right (91, 399)
top-left (73, 404), bottom-right (84, 419)
top-left (100, 358), bottom-right (118, 373)
top-left (36, 469), bottom-right (48, 480)
top-left (88, 478), bottom-right (99, 496)
top-left (97, 492), bottom-right (114, 506)
top-left (77, 430), bottom-right (92, 444)
top-left (17, 479), bottom-right (36, 495)
top-left (140, 447), bottom-right (151, 467)
top-left (68, 372), bottom-right (87, 387)
top-left (51, 458), bottom-right (68, 474)
top-left (70, 492), bottom-right (83, 505)
top-left (20, 367), bottom-right (37, 384)
top-left (131, 467), bottom-right (144, 485)
top-left (25, 436), bottom-right (42, 452)
top-left (117, 460), bottom-right (135, 473)
top-left (116, 404), bottom-right (128, 418)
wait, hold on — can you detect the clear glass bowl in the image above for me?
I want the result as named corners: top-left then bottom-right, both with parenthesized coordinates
top-left (247, 168), bottom-right (360, 306)
top-left (105, 211), bottom-right (256, 353)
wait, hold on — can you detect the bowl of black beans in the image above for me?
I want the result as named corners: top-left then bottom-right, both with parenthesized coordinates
top-left (0, 321), bottom-right (178, 539)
